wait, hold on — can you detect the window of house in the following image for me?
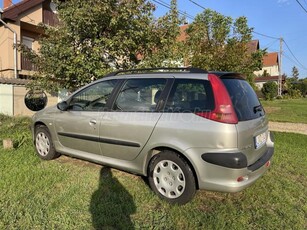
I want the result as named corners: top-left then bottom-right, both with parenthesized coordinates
top-left (113, 78), bottom-right (167, 112)
top-left (22, 36), bottom-right (34, 50)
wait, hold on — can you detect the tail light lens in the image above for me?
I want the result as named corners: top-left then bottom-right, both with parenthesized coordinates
top-left (196, 74), bottom-right (238, 124)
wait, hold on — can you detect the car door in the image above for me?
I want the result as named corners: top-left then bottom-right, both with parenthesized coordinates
top-left (98, 77), bottom-right (170, 161)
top-left (54, 79), bottom-right (119, 156)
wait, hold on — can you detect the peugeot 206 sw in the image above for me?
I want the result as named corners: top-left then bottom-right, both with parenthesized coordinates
top-left (31, 67), bottom-right (274, 204)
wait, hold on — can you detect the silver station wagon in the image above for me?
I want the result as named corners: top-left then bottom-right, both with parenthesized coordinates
top-left (31, 67), bottom-right (274, 204)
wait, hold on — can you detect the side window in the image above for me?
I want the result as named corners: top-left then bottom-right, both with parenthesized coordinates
top-left (69, 79), bottom-right (118, 111)
top-left (165, 79), bottom-right (214, 112)
top-left (114, 78), bottom-right (167, 112)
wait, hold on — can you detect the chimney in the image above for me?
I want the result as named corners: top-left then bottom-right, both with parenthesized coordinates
top-left (4, 0), bottom-right (12, 9)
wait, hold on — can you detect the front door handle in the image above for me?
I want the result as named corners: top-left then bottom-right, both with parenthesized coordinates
top-left (89, 119), bottom-right (97, 126)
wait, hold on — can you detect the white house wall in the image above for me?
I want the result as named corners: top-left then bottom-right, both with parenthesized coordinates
top-left (254, 65), bottom-right (279, 77)
top-left (0, 84), bottom-right (13, 116)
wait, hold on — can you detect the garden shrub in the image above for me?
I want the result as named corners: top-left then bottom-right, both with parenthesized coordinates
top-left (261, 81), bottom-right (278, 100)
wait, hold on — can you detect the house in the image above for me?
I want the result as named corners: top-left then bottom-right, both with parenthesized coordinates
top-left (254, 75), bottom-right (285, 90)
top-left (0, 0), bottom-right (58, 116)
top-left (254, 52), bottom-right (280, 77)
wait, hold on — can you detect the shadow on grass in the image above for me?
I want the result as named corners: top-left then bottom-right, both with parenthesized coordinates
top-left (89, 167), bottom-right (136, 230)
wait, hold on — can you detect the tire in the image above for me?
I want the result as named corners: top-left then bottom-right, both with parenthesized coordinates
top-left (148, 150), bottom-right (196, 205)
top-left (35, 125), bottom-right (60, 160)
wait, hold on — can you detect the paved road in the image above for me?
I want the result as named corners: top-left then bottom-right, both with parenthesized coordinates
top-left (269, 121), bottom-right (307, 135)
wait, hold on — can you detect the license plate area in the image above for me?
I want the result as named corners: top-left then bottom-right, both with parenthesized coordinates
top-left (254, 131), bottom-right (267, 149)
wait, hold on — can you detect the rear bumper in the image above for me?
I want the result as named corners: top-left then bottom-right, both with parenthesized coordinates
top-left (185, 132), bottom-right (274, 192)
top-left (201, 147), bottom-right (274, 172)
top-left (248, 147), bottom-right (273, 171)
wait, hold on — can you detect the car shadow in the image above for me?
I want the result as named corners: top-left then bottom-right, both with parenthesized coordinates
top-left (89, 167), bottom-right (136, 229)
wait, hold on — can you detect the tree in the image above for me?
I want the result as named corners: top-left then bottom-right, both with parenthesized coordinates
top-left (262, 70), bottom-right (270, 77)
top-left (185, 9), bottom-right (266, 84)
top-left (139, 0), bottom-right (184, 68)
top-left (22, 0), bottom-right (182, 93)
top-left (291, 66), bottom-right (299, 80)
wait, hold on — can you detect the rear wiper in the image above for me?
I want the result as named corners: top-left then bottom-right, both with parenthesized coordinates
top-left (253, 105), bottom-right (263, 113)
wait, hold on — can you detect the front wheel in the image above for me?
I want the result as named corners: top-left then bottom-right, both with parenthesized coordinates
top-left (35, 125), bottom-right (60, 160)
top-left (148, 150), bottom-right (196, 205)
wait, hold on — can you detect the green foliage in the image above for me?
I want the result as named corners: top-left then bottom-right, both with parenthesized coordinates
top-left (292, 81), bottom-right (307, 97)
top-left (0, 114), bottom-right (32, 148)
top-left (284, 75), bottom-right (306, 98)
top-left (139, 0), bottom-right (185, 68)
top-left (261, 81), bottom-right (278, 100)
top-left (262, 69), bottom-right (270, 77)
top-left (284, 88), bottom-right (302, 99)
top-left (185, 9), bottom-right (266, 77)
top-left (20, 0), bottom-right (183, 93)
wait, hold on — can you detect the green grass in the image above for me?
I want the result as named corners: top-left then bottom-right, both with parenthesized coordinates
top-left (261, 98), bottom-right (307, 123)
top-left (0, 115), bottom-right (307, 229)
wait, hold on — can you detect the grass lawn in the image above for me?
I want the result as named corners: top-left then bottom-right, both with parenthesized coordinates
top-left (0, 115), bottom-right (307, 229)
top-left (261, 98), bottom-right (307, 123)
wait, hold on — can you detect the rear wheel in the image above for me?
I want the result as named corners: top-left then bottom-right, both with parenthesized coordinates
top-left (35, 125), bottom-right (60, 160)
top-left (148, 150), bottom-right (196, 205)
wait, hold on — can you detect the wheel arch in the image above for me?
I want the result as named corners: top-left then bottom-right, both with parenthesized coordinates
top-left (146, 146), bottom-right (199, 189)
top-left (33, 121), bottom-right (48, 143)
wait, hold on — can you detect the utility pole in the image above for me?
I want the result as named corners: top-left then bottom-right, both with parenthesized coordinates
top-left (278, 37), bottom-right (283, 96)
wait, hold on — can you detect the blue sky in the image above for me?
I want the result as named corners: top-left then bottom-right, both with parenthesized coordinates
top-left (1, 0), bottom-right (307, 77)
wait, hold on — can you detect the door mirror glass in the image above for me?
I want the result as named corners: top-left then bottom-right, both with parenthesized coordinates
top-left (24, 90), bottom-right (48, 111)
top-left (57, 101), bottom-right (69, 111)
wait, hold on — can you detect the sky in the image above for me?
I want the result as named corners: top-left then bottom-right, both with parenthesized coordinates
top-left (1, 0), bottom-right (307, 78)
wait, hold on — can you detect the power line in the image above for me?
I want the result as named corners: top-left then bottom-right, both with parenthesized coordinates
top-left (263, 39), bottom-right (279, 49)
top-left (252, 31), bottom-right (279, 40)
top-left (189, 0), bottom-right (206, 10)
top-left (295, 0), bottom-right (307, 13)
top-left (152, 0), bottom-right (194, 20)
top-left (267, 48), bottom-right (307, 74)
top-left (157, 0), bottom-right (194, 19)
top-left (283, 39), bottom-right (307, 70)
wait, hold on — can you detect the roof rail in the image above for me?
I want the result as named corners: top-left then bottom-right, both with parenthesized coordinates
top-left (105, 67), bottom-right (207, 77)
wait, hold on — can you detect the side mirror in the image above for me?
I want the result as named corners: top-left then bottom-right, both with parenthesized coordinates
top-left (57, 101), bottom-right (68, 111)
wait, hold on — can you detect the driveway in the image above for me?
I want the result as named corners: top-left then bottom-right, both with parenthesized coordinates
top-left (269, 122), bottom-right (307, 135)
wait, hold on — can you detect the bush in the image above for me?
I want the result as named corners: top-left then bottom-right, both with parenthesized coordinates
top-left (292, 82), bottom-right (307, 97)
top-left (261, 81), bottom-right (278, 100)
top-left (288, 89), bottom-right (302, 99)
top-left (255, 89), bottom-right (264, 99)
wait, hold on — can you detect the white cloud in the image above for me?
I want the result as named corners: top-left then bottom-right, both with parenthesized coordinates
top-left (277, 0), bottom-right (290, 5)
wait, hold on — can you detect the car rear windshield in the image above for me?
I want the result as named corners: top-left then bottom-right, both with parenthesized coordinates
top-left (221, 78), bottom-right (264, 121)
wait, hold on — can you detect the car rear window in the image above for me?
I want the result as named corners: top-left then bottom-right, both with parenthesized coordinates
top-left (221, 78), bottom-right (264, 121)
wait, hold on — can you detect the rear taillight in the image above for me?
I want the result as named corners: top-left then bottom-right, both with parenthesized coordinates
top-left (196, 74), bottom-right (238, 124)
